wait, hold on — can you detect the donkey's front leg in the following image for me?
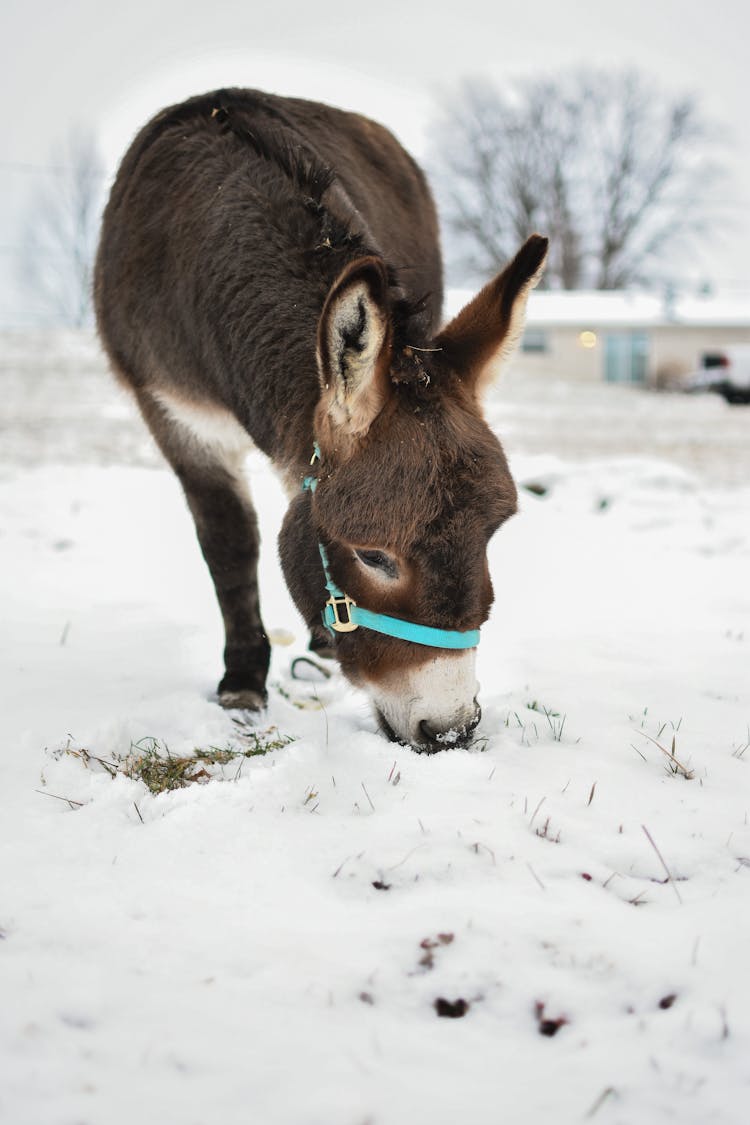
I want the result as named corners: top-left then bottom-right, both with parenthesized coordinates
top-left (181, 463), bottom-right (271, 709)
top-left (137, 391), bottom-right (270, 709)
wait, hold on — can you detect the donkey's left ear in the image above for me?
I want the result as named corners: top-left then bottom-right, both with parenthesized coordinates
top-left (316, 256), bottom-right (392, 438)
top-left (436, 234), bottom-right (548, 397)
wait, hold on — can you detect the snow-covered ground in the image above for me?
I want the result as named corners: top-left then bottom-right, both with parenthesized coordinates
top-left (1, 333), bottom-right (749, 1125)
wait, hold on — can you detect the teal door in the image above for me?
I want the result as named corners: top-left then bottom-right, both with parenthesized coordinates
top-left (604, 333), bottom-right (649, 383)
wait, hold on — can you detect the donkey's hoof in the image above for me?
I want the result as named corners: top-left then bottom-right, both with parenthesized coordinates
top-left (218, 688), bottom-right (266, 711)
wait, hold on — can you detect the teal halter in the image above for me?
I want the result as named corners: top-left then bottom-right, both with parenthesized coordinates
top-left (302, 445), bottom-right (480, 650)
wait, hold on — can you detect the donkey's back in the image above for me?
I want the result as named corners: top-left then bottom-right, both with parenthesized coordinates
top-left (96, 88), bottom-right (441, 458)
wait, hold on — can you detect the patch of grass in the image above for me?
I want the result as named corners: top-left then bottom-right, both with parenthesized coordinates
top-left (57, 723), bottom-right (294, 795)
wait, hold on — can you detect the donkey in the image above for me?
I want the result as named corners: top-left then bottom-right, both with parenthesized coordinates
top-left (95, 88), bottom-right (547, 752)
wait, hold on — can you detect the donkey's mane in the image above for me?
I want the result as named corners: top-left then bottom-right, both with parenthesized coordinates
top-left (210, 92), bottom-right (436, 347)
top-left (210, 90), bottom-right (361, 255)
top-left (212, 93), bottom-right (334, 204)
top-left (133, 89), bottom-right (435, 350)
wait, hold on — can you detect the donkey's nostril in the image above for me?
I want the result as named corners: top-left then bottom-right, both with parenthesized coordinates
top-left (419, 719), bottom-right (440, 743)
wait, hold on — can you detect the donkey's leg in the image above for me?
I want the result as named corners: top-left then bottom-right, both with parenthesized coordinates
top-left (179, 462), bottom-right (271, 709)
top-left (137, 390), bottom-right (271, 709)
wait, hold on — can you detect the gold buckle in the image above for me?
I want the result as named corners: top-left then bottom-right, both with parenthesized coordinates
top-left (326, 594), bottom-right (359, 632)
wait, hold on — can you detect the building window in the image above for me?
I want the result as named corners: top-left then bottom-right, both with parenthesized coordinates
top-left (604, 332), bottom-right (649, 383)
top-left (521, 328), bottom-right (548, 353)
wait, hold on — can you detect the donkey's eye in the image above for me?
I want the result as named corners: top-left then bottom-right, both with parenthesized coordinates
top-left (354, 549), bottom-right (397, 578)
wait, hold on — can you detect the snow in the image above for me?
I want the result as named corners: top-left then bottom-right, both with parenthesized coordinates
top-left (1, 335), bottom-right (749, 1124)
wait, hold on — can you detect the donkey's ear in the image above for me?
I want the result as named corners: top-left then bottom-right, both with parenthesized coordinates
top-left (317, 256), bottom-right (392, 438)
top-left (436, 235), bottom-right (548, 397)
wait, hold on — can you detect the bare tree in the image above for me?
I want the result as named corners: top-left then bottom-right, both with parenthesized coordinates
top-left (428, 70), bottom-right (718, 289)
top-left (580, 72), bottom-right (708, 289)
top-left (18, 128), bottom-right (105, 326)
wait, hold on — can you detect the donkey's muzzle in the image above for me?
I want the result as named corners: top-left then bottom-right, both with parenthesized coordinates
top-left (417, 703), bottom-right (481, 753)
top-left (369, 649), bottom-right (481, 753)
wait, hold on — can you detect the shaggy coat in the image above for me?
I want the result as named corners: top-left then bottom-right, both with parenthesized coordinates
top-left (95, 87), bottom-right (547, 749)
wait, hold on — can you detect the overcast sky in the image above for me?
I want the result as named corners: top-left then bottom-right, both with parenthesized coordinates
top-left (1, 0), bottom-right (748, 325)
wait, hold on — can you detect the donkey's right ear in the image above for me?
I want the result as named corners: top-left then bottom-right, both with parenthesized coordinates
top-left (436, 234), bottom-right (548, 398)
top-left (316, 256), bottom-right (392, 439)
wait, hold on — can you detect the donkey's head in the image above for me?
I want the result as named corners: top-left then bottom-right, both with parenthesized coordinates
top-left (280, 235), bottom-right (548, 751)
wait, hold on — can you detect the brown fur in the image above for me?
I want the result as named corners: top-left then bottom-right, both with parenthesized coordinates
top-left (95, 87), bottom-right (547, 742)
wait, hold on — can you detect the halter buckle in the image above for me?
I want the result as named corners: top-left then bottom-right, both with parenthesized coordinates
top-left (325, 593), bottom-right (359, 633)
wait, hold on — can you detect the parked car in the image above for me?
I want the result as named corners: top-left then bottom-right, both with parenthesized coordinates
top-left (684, 346), bottom-right (750, 404)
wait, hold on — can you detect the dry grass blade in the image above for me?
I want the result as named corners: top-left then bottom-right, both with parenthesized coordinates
top-left (586, 1087), bottom-right (617, 1118)
top-left (61, 746), bottom-right (119, 777)
top-left (732, 727), bottom-right (750, 759)
top-left (526, 862), bottom-right (546, 891)
top-left (634, 729), bottom-right (694, 779)
top-left (35, 789), bottom-right (84, 810)
top-left (529, 796), bottom-right (546, 826)
top-left (642, 824), bottom-right (683, 904)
